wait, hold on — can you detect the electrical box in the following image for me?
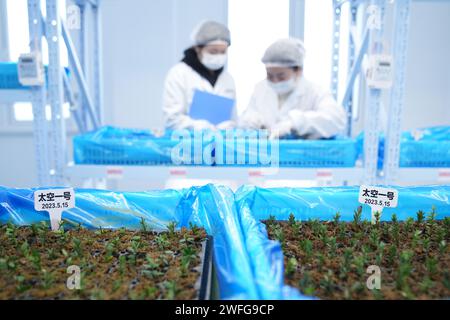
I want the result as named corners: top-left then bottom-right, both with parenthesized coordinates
top-left (18, 52), bottom-right (45, 86)
top-left (366, 54), bottom-right (393, 89)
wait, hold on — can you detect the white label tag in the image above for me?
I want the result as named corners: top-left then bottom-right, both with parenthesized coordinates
top-left (34, 188), bottom-right (75, 231)
top-left (359, 185), bottom-right (398, 223)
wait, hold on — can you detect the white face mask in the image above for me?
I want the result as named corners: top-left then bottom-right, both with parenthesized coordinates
top-left (201, 52), bottom-right (227, 70)
top-left (268, 77), bottom-right (297, 95)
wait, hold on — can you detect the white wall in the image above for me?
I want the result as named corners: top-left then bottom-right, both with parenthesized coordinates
top-left (402, 0), bottom-right (450, 130)
top-left (101, 0), bottom-right (228, 130)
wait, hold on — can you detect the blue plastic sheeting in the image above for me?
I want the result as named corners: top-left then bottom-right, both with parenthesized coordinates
top-left (235, 191), bottom-right (311, 300)
top-left (0, 184), bottom-right (258, 300)
top-left (0, 62), bottom-right (70, 89)
top-left (74, 126), bottom-right (214, 166)
top-left (74, 126), bottom-right (357, 167)
top-left (356, 126), bottom-right (450, 168)
top-left (234, 185), bottom-right (450, 299)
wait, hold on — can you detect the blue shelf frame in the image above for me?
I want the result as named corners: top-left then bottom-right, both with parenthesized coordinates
top-left (0, 0), bottom-right (103, 186)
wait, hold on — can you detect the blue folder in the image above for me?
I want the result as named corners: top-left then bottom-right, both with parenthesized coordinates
top-left (189, 89), bottom-right (235, 125)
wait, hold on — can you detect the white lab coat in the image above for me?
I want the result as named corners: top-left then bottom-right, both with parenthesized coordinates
top-left (239, 77), bottom-right (347, 139)
top-left (163, 62), bottom-right (236, 130)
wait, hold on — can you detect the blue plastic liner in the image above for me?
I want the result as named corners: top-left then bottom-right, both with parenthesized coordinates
top-left (234, 184), bottom-right (450, 299)
top-left (0, 62), bottom-right (70, 89)
top-left (74, 126), bottom-right (214, 166)
top-left (356, 126), bottom-right (450, 168)
top-left (0, 184), bottom-right (258, 300)
top-left (75, 126), bottom-right (357, 167)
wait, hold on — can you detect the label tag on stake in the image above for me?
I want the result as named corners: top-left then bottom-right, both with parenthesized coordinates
top-left (34, 188), bottom-right (75, 231)
top-left (358, 185), bottom-right (398, 224)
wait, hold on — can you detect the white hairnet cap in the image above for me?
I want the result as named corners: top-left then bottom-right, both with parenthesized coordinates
top-left (191, 20), bottom-right (231, 46)
top-left (262, 38), bottom-right (306, 68)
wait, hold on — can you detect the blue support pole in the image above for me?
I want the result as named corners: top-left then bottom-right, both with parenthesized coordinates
top-left (330, 0), bottom-right (342, 99)
top-left (46, 0), bottom-right (67, 186)
top-left (61, 20), bottom-right (100, 129)
top-left (363, 0), bottom-right (386, 185)
top-left (383, 0), bottom-right (411, 184)
top-left (27, 0), bottom-right (51, 187)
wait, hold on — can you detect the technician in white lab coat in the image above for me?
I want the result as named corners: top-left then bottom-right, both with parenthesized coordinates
top-left (163, 21), bottom-right (236, 130)
top-left (239, 38), bottom-right (346, 139)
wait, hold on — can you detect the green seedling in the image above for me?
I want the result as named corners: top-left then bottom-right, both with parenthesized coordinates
top-left (105, 242), bottom-right (115, 262)
top-left (180, 246), bottom-right (197, 275)
top-left (189, 222), bottom-right (201, 236)
top-left (391, 213), bottom-right (398, 224)
top-left (155, 233), bottom-right (169, 250)
top-left (326, 236), bottom-right (337, 258)
top-left (112, 279), bottom-right (123, 292)
top-left (353, 206), bottom-right (362, 225)
top-left (288, 213), bottom-right (296, 226)
top-left (119, 255), bottom-right (127, 276)
top-left (163, 280), bottom-right (179, 300)
top-left (140, 217), bottom-right (149, 232)
top-left (425, 256), bottom-right (438, 276)
top-left (167, 222), bottom-right (177, 238)
top-left (411, 230), bottom-right (422, 248)
top-left (438, 240), bottom-right (447, 255)
top-left (15, 275), bottom-right (30, 293)
top-left (341, 248), bottom-right (353, 275)
top-left (444, 271), bottom-right (450, 291)
top-left (0, 258), bottom-right (7, 271)
top-left (285, 257), bottom-right (298, 278)
top-left (6, 222), bottom-right (18, 245)
top-left (266, 215), bottom-right (276, 226)
top-left (427, 206), bottom-right (437, 222)
top-left (272, 225), bottom-right (285, 244)
top-left (405, 217), bottom-right (415, 233)
top-left (419, 277), bottom-right (434, 293)
top-left (143, 286), bottom-right (158, 299)
top-left (422, 238), bottom-right (431, 252)
top-left (416, 211), bottom-right (425, 224)
top-left (142, 255), bottom-right (163, 279)
top-left (354, 255), bottom-right (365, 276)
top-left (19, 240), bottom-right (30, 257)
top-left (396, 250), bottom-right (413, 290)
top-left (369, 230), bottom-right (380, 249)
top-left (299, 271), bottom-right (315, 296)
top-left (41, 269), bottom-right (55, 290)
top-left (46, 248), bottom-right (58, 260)
top-left (29, 249), bottom-right (41, 270)
top-left (316, 253), bottom-right (325, 272)
top-left (374, 211), bottom-right (381, 225)
top-left (320, 270), bottom-right (335, 295)
top-left (300, 239), bottom-right (313, 261)
top-left (333, 212), bottom-right (341, 224)
top-left (376, 242), bottom-right (385, 265)
top-left (72, 237), bottom-right (83, 257)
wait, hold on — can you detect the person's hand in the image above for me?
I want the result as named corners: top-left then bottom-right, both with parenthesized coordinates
top-left (239, 113), bottom-right (265, 129)
top-left (269, 119), bottom-right (294, 139)
top-left (191, 119), bottom-right (216, 131)
top-left (216, 120), bottom-right (235, 130)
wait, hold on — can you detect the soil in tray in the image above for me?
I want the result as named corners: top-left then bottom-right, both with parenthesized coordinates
top-left (0, 221), bottom-right (207, 299)
top-left (263, 209), bottom-right (450, 299)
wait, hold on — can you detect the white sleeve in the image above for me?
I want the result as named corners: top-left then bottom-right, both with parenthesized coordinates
top-left (288, 91), bottom-right (347, 138)
top-left (162, 66), bottom-right (197, 130)
top-left (237, 89), bottom-right (264, 129)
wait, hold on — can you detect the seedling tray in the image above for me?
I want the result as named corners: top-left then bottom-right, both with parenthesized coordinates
top-left (0, 223), bottom-right (213, 300)
top-left (263, 212), bottom-right (450, 300)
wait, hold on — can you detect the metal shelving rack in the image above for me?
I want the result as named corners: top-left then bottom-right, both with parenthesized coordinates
top-left (2, 0), bottom-right (446, 189)
top-left (0, 0), bottom-right (102, 186)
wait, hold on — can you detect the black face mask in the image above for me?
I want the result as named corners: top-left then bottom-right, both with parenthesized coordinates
top-left (181, 47), bottom-right (224, 87)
